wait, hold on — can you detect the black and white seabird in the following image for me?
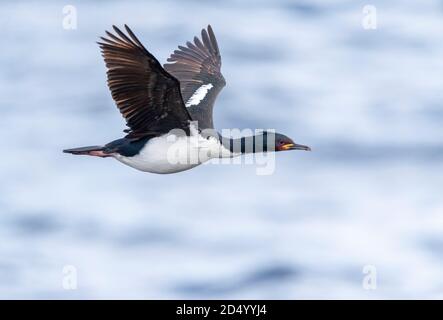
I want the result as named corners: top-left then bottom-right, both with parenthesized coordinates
top-left (63, 25), bottom-right (311, 174)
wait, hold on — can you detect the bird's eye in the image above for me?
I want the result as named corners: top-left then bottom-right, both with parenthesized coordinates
top-left (280, 141), bottom-right (285, 145)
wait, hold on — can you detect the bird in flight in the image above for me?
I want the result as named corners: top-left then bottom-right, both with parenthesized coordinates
top-left (63, 25), bottom-right (310, 174)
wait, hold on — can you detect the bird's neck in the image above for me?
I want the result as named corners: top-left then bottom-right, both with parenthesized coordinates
top-left (219, 134), bottom-right (273, 154)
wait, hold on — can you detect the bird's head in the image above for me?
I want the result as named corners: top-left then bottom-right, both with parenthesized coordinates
top-left (266, 132), bottom-right (311, 152)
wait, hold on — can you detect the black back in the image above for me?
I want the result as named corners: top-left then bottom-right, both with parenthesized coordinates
top-left (103, 137), bottom-right (152, 157)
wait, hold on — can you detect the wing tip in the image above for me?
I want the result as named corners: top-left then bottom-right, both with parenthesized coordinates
top-left (111, 25), bottom-right (120, 36)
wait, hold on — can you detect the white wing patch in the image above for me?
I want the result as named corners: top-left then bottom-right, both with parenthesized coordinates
top-left (185, 83), bottom-right (213, 107)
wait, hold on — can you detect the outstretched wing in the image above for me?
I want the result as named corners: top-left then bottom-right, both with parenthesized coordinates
top-left (164, 25), bottom-right (225, 130)
top-left (98, 25), bottom-right (192, 139)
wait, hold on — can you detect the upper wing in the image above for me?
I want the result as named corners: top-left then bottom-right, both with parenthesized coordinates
top-left (98, 25), bottom-right (192, 139)
top-left (164, 25), bottom-right (225, 130)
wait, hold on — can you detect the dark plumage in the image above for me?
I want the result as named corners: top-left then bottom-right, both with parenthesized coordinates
top-left (98, 25), bottom-right (192, 138)
top-left (164, 25), bottom-right (226, 130)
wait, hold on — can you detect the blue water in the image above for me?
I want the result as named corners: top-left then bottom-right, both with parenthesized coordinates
top-left (1, 0), bottom-right (443, 299)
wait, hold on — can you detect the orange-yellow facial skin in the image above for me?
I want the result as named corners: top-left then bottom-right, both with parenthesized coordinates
top-left (280, 143), bottom-right (295, 151)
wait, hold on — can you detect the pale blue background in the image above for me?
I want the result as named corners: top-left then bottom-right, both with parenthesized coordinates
top-left (1, 0), bottom-right (443, 298)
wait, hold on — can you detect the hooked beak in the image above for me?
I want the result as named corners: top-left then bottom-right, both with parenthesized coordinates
top-left (281, 143), bottom-right (311, 151)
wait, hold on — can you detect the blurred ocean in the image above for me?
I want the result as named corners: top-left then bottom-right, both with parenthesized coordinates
top-left (1, 0), bottom-right (443, 299)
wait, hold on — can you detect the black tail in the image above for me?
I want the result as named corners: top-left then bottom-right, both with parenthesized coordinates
top-left (63, 145), bottom-right (109, 157)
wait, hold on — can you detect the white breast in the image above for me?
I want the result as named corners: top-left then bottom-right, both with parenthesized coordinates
top-left (113, 130), bottom-right (237, 174)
